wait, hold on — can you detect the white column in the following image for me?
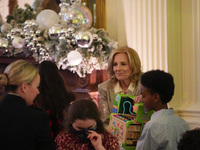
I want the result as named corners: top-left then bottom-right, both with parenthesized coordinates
top-left (168, 0), bottom-right (200, 129)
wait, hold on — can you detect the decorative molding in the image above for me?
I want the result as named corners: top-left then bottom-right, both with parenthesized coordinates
top-left (174, 108), bottom-right (200, 129)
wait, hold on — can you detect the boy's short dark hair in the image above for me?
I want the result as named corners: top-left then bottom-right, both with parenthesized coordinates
top-left (178, 128), bottom-right (200, 150)
top-left (141, 69), bottom-right (174, 104)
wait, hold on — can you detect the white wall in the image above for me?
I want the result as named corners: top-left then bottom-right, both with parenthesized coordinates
top-left (0, 0), bottom-right (9, 21)
top-left (0, 0), bottom-right (33, 22)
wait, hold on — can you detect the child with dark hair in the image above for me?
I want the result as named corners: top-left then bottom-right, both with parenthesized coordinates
top-left (55, 99), bottom-right (120, 150)
top-left (178, 128), bottom-right (200, 150)
top-left (136, 69), bottom-right (190, 150)
top-left (34, 61), bottom-right (76, 138)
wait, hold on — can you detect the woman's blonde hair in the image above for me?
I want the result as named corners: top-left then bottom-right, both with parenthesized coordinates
top-left (107, 46), bottom-right (142, 84)
top-left (0, 60), bottom-right (38, 92)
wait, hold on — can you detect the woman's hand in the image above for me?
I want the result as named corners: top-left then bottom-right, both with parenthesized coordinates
top-left (87, 130), bottom-right (105, 150)
top-left (134, 95), bottom-right (143, 103)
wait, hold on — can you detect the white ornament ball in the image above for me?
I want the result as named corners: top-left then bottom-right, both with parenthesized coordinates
top-left (12, 37), bottom-right (25, 48)
top-left (36, 9), bottom-right (59, 30)
top-left (67, 50), bottom-right (82, 66)
top-left (1, 23), bottom-right (12, 34)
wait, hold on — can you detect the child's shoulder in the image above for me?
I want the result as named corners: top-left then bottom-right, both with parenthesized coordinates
top-left (55, 132), bottom-right (75, 141)
top-left (101, 132), bottom-right (120, 149)
top-left (101, 132), bottom-right (117, 140)
top-left (146, 109), bottom-right (189, 130)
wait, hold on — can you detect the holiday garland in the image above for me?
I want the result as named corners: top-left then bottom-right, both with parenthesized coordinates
top-left (0, 2), bottom-right (118, 77)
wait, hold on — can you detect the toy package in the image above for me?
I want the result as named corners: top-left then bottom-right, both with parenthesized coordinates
top-left (108, 94), bottom-right (154, 150)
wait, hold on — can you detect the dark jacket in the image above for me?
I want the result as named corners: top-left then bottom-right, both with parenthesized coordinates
top-left (0, 94), bottom-right (56, 150)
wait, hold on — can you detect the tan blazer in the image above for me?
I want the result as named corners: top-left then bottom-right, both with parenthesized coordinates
top-left (98, 78), bottom-right (141, 126)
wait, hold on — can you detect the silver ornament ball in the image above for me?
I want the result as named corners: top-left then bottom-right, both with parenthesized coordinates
top-left (31, 47), bottom-right (37, 53)
top-left (75, 30), bottom-right (93, 48)
top-left (49, 24), bottom-right (62, 40)
top-left (67, 27), bottom-right (75, 34)
top-left (59, 35), bottom-right (66, 40)
top-left (93, 34), bottom-right (98, 40)
top-left (97, 38), bottom-right (102, 42)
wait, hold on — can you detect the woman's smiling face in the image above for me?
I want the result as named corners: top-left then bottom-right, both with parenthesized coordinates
top-left (113, 52), bottom-right (132, 83)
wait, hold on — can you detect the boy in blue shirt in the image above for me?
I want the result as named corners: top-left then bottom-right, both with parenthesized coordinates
top-left (136, 70), bottom-right (190, 150)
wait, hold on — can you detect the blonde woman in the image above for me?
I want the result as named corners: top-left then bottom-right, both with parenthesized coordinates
top-left (98, 46), bottom-right (143, 126)
top-left (0, 60), bottom-right (55, 149)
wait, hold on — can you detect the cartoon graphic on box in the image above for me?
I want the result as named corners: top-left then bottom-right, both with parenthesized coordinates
top-left (108, 94), bottom-right (154, 150)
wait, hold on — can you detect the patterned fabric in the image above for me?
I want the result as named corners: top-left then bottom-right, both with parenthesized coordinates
top-left (55, 132), bottom-right (120, 150)
top-left (98, 79), bottom-right (141, 126)
top-left (136, 108), bottom-right (190, 150)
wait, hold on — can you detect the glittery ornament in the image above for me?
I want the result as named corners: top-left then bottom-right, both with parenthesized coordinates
top-left (63, 4), bottom-right (92, 29)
